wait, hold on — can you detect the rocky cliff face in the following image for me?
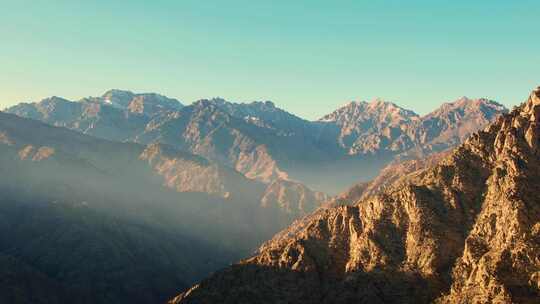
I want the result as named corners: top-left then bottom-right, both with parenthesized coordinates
top-left (171, 88), bottom-right (539, 304)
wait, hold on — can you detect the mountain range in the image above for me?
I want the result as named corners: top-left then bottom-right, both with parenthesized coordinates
top-left (0, 88), bottom-right (517, 303)
top-left (0, 111), bottom-right (324, 303)
top-left (6, 90), bottom-right (507, 194)
top-left (170, 87), bottom-right (540, 303)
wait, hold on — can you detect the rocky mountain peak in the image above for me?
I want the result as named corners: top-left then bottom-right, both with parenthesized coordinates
top-left (190, 98), bottom-right (307, 133)
top-left (193, 98), bottom-right (226, 105)
top-left (102, 89), bottom-right (135, 98)
top-left (434, 96), bottom-right (506, 116)
top-left (531, 85), bottom-right (540, 104)
top-left (100, 89), bottom-right (135, 108)
top-left (367, 98), bottom-right (402, 110)
top-left (37, 96), bottom-right (73, 108)
top-left (98, 89), bottom-right (183, 114)
top-left (43, 96), bottom-right (71, 103)
top-left (317, 99), bottom-right (421, 155)
top-left (263, 100), bottom-right (275, 108)
top-left (319, 99), bottom-right (419, 125)
top-left (490, 87), bottom-right (540, 158)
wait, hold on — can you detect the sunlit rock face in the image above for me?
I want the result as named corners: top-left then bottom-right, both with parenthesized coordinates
top-left (171, 88), bottom-right (539, 304)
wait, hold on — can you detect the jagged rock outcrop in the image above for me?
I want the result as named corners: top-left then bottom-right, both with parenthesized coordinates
top-left (171, 88), bottom-right (540, 304)
top-left (436, 88), bottom-right (540, 303)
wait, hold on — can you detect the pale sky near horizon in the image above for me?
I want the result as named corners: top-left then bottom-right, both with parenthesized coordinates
top-left (1, 0), bottom-right (538, 119)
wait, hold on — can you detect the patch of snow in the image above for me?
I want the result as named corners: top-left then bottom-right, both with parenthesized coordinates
top-left (319, 117), bottom-right (336, 122)
top-left (101, 98), bottom-right (126, 109)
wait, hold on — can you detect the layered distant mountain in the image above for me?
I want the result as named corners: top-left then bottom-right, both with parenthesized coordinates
top-left (0, 88), bottom-right (522, 304)
top-left (6, 90), bottom-right (507, 194)
top-left (319, 97), bottom-right (507, 158)
top-left (170, 88), bottom-right (540, 304)
top-left (0, 112), bottom-right (231, 303)
top-left (0, 111), bottom-right (327, 303)
top-left (7, 90), bottom-right (182, 142)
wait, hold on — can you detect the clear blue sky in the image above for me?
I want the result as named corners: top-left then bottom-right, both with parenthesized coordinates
top-left (1, 0), bottom-right (538, 119)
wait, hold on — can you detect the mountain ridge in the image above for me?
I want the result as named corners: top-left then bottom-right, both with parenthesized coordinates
top-left (5, 90), bottom-right (508, 194)
top-left (0, 110), bottom-right (329, 303)
top-left (170, 87), bottom-right (539, 304)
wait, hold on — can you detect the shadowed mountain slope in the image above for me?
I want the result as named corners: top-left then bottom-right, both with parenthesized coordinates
top-left (0, 111), bottom-right (325, 303)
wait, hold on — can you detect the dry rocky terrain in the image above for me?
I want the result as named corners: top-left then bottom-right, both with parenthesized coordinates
top-left (172, 88), bottom-right (540, 304)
